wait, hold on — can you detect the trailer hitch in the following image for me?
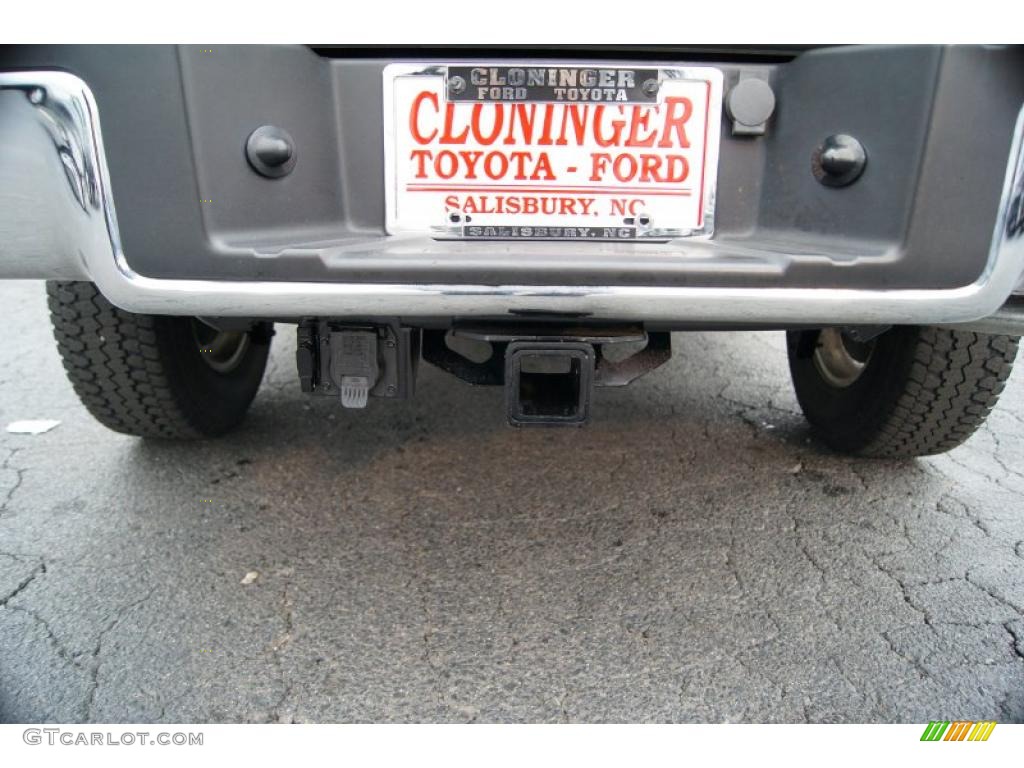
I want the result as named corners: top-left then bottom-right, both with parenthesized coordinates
top-left (505, 341), bottom-right (595, 427)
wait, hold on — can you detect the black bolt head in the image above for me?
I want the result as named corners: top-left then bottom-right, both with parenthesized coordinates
top-left (246, 126), bottom-right (297, 178)
top-left (812, 134), bottom-right (867, 187)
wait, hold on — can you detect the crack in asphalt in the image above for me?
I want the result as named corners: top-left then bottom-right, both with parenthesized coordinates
top-left (1006, 622), bottom-right (1024, 662)
top-left (0, 447), bottom-right (26, 517)
top-left (419, 586), bottom-right (448, 713)
top-left (866, 549), bottom-right (941, 681)
top-left (953, 496), bottom-right (990, 538)
top-left (0, 557), bottom-right (91, 676)
top-left (5, 604), bottom-right (85, 671)
top-left (790, 504), bottom-right (846, 633)
top-left (828, 655), bottom-right (870, 710)
top-left (981, 424), bottom-right (1024, 487)
top-left (721, 531), bottom-right (783, 654)
top-left (83, 586), bottom-right (157, 722)
top-left (268, 577), bottom-right (296, 723)
top-left (942, 452), bottom-right (1005, 488)
top-left (965, 569), bottom-right (1024, 615)
top-left (0, 559), bottom-right (45, 607)
top-left (724, 530), bottom-right (746, 595)
top-left (934, 494), bottom-right (990, 537)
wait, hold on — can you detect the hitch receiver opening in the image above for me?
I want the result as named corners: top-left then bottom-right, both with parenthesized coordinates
top-left (505, 341), bottom-right (595, 427)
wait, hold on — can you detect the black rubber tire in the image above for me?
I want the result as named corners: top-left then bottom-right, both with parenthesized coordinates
top-left (787, 326), bottom-right (1019, 458)
top-left (46, 281), bottom-right (271, 439)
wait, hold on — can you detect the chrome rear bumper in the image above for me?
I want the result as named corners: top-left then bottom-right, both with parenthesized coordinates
top-left (2, 69), bottom-right (1024, 324)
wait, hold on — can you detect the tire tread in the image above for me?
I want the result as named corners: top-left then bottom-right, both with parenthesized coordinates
top-left (860, 327), bottom-right (1018, 457)
top-left (47, 281), bottom-right (202, 438)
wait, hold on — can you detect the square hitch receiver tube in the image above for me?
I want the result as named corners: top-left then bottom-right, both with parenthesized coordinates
top-left (505, 341), bottom-right (595, 427)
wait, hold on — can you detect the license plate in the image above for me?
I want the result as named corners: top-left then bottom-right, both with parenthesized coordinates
top-left (383, 63), bottom-right (723, 241)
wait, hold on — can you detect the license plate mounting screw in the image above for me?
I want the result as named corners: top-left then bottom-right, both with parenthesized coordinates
top-left (641, 78), bottom-right (659, 97)
top-left (448, 75), bottom-right (467, 96)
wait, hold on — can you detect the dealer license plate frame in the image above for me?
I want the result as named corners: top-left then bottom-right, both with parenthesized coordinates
top-left (383, 62), bottom-right (723, 242)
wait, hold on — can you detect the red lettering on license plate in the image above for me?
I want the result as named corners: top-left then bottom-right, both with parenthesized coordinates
top-left (385, 65), bottom-right (722, 239)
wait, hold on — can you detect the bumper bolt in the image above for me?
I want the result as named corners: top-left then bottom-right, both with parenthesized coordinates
top-left (812, 134), bottom-right (867, 187)
top-left (245, 125), bottom-right (297, 179)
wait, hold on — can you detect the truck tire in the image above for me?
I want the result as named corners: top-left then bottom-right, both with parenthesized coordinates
top-left (786, 326), bottom-right (1019, 458)
top-left (46, 281), bottom-right (271, 439)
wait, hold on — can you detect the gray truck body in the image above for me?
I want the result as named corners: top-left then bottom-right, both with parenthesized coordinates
top-left (1, 44), bottom-right (1023, 328)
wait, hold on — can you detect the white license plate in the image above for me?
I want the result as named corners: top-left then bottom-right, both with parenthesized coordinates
top-left (383, 63), bottom-right (723, 241)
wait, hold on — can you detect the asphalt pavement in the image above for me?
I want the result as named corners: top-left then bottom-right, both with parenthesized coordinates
top-left (1, 279), bottom-right (1022, 723)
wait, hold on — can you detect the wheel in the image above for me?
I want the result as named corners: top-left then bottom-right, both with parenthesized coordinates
top-left (46, 281), bottom-right (272, 439)
top-left (786, 326), bottom-right (1019, 458)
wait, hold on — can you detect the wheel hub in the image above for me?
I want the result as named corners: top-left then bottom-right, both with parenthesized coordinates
top-left (192, 320), bottom-right (250, 374)
top-left (812, 327), bottom-right (873, 388)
